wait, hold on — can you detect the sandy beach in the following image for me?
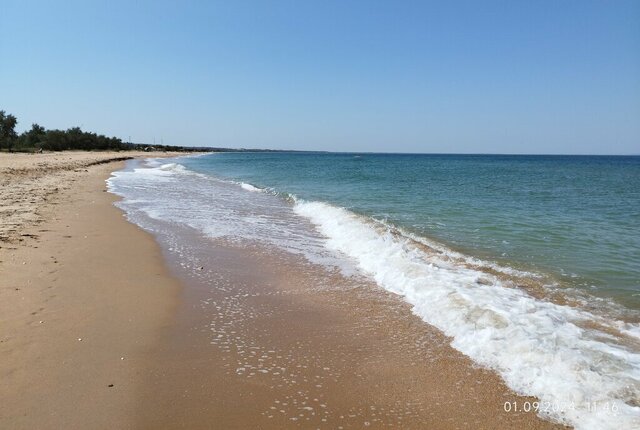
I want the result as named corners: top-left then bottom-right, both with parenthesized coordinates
top-left (0, 152), bottom-right (182, 429)
top-left (0, 152), bottom-right (567, 429)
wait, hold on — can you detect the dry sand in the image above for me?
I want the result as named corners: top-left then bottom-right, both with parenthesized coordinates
top-left (0, 152), bottom-right (182, 429)
top-left (0, 151), bottom-right (173, 244)
top-left (0, 151), bottom-right (568, 429)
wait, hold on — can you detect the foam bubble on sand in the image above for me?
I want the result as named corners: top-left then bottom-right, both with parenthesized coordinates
top-left (294, 200), bottom-right (640, 430)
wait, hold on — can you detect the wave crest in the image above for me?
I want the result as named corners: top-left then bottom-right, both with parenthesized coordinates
top-left (294, 200), bottom-right (640, 430)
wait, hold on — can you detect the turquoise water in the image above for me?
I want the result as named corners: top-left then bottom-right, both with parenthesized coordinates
top-left (109, 154), bottom-right (640, 428)
top-left (182, 152), bottom-right (640, 309)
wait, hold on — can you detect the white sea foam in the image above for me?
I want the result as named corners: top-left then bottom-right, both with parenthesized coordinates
top-left (240, 182), bottom-right (263, 192)
top-left (370, 216), bottom-right (541, 279)
top-left (107, 160), bottom-right (357, 274)
top-left (294, 200), bottom-right (640, 430)
top-left (108, 159), bottom-right (640, 429)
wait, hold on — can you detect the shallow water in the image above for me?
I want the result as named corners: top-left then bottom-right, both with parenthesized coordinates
top-left (107, 154), bottom-right (640, 430)
top-left (182, 153), bottom-right (640, 310)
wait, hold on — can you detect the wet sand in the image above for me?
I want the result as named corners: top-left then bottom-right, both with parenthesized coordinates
top-left (1, 152), bottom-right (567, 429)
top-left (134, 224), bottom-right (567, 429)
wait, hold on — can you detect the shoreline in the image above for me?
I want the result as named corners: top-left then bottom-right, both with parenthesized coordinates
top-left (0, 152), bottom-right (183, 429)
top-left (134, 231), bottom-right (566, 429)
top-left (1, 152), bottom-right (566, 429)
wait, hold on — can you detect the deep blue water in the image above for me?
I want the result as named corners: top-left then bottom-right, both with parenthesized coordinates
top-left (182, 152), bottom-right (640, 308)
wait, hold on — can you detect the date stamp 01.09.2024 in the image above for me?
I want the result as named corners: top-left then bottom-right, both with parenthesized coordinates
top-left (503, 400), bottom-right (621, 415)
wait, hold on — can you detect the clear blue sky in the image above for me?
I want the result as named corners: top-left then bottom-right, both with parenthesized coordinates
top-left (1, 0), bottom-right (639, 154)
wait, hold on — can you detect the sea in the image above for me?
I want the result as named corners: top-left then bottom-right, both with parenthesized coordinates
top-left (108, 152), bottom-right (640, 430)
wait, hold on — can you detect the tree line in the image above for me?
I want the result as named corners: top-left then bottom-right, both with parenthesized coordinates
top-left (0, 110), bottom-right (130, 151)
top-left (0, 110), bottom-right (198, 152)
top-left (0, 110), bottom-right (132, 152)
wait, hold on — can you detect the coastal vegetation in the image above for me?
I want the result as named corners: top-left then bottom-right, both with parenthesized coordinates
top-left (0, 110), bottom-right (196, 152)
top-left (0, 109), bottom-right (315, 153)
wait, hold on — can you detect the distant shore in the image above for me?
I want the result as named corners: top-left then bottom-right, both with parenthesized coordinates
top-left (0, 152), bottom-right (565, 429)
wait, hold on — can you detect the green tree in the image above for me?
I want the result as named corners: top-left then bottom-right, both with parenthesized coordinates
top-left (23, 123), bottom-right (46, 147)
top-left (30, 123), bottom-right (45, 135)
top-left (0, 110), bottom-right (18, 151)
